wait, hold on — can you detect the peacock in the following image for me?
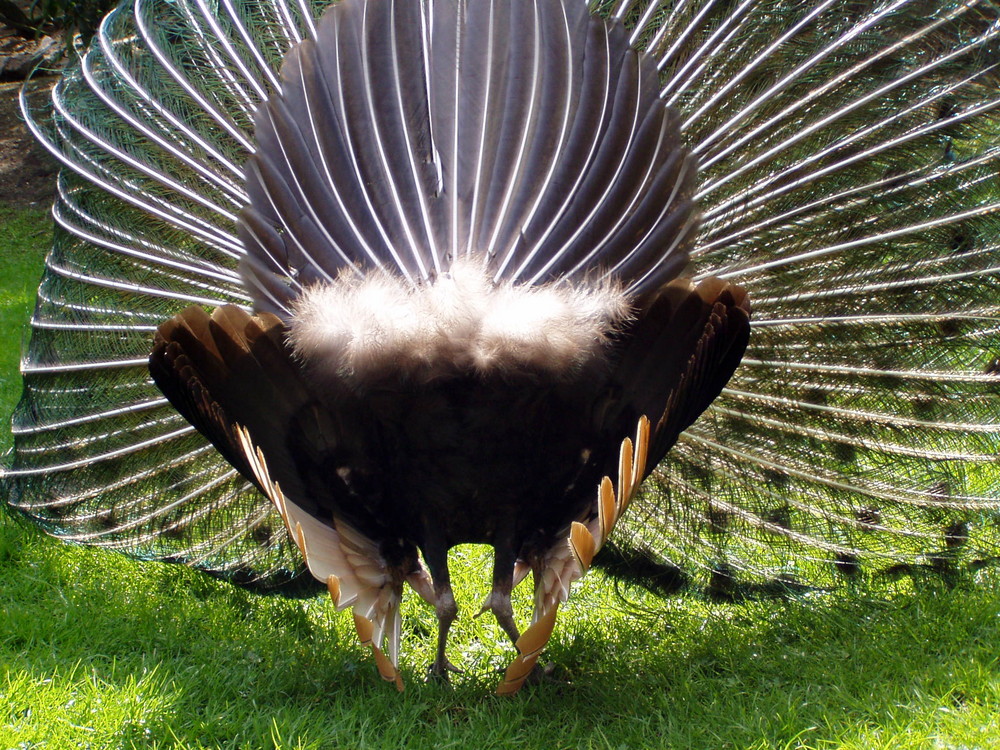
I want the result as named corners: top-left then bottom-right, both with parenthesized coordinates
top-left (4, 0), bottom-right (1000, 695)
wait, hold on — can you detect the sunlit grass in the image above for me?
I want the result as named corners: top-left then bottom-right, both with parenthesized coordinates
top-left (2, 207), bottom-right (1000, 749)
top-left (0, 206), bottom-right (49, 453)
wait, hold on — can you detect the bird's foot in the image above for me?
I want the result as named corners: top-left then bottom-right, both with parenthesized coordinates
top-left (525, 661), bottom-right (558, 686)
top-left (494, 659), bottom-right (559, 694)
top-left (427, 658), bottom-right (463, 683)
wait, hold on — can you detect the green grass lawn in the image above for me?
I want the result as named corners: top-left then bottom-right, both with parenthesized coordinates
top-left (2, 205), bottom-right (1000, 749)
top-left (0, 206), bottom-right (50, 448)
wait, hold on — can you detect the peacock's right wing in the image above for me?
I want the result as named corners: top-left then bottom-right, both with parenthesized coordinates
top-left (603, 0), bottom-right (1000, 596)
top-left (1, 0), bottom-right (318, 589)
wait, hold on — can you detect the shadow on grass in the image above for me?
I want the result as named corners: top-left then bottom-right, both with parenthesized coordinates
top-left (2, 516), bottom-right (998, 748)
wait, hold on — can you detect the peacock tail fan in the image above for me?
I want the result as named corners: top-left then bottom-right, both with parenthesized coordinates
top-left (3, 0), bottom-right (1000, 607)
top-left (616, 0), bottom-right (1000, 597)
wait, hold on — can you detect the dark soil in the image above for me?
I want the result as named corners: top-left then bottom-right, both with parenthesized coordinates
top-left (0, 77), bottom-right (57, 209)
top-left (0, 11), bottom-right (63, 209)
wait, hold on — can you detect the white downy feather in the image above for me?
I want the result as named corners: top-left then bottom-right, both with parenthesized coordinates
top-left (287, 255), bottom-right (631, 380)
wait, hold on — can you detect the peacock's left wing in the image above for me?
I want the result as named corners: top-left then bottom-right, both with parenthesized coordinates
top-left (1, 0), bottom-right (314, 589)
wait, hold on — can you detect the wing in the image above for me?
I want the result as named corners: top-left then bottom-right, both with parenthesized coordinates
top-left (148, 304), bottom-right (395, 540)
top-left (150, 304), bottom-right (437, 686)
top-left (499, 276), bottom-right (752, 694)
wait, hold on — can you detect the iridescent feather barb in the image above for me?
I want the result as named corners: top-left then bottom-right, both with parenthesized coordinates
top-left (3, 0), bottom-right (1000, 694)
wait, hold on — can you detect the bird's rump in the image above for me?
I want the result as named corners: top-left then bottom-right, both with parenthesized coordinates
top-left (149, 276), bottom-right (750, 550)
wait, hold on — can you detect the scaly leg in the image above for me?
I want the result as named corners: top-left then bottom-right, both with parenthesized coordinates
top-left (477, 541), bottom-right (520, 647)
top-left (423, 543), bottom-right (461, 680)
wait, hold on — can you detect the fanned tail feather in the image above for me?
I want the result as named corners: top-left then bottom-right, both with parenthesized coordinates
top-left (2, 0), bottom-right (999, 657)
top-left (604, 0), bottom-right (1000, 595)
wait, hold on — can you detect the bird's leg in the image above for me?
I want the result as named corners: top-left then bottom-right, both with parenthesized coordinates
top-left (477, 541), bottom-right (520, 647)
top-left (423, 544), bottom-right (461, 680)
top-left (493, 555), bottom-right (558, 693)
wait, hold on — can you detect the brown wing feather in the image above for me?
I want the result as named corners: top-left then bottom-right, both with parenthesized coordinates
top-left (149, 305), bottom-right (369, 529)
top-left (149, 307), bottom-right (258, 486)
top-left (605, 277), bottom-right (751, 473)
top-left (649, 281), bottom-right (751, 462)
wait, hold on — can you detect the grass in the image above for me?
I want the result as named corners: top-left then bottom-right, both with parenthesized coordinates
top-left (0, 206), bottom-right (50, 450)
top-left (2, 206), bottom-right (1000, 749)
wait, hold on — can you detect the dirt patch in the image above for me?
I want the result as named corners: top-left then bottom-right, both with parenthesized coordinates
top-left (0, 13), bottom-right (63, 210)
top-left (0, 77), bottom-right (57, 209)
top-left (0, 25), bottom-right (63, 80)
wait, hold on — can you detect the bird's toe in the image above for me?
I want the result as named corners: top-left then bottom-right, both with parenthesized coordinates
top-left (427, 658), bottom-right (463, 682)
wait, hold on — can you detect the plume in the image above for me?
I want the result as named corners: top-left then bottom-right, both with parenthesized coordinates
top-left (4, 0), bottom-right (1000, 693)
